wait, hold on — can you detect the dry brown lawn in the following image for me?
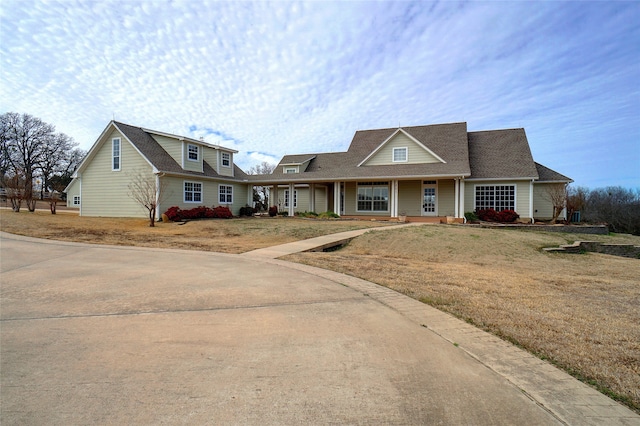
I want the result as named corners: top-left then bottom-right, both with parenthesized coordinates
top-left (0, 209), bottom-right (391, 253)
top-left (284, 225), bottom-right (640, 412)
top-left (2, 209), bottom-right (639, 411)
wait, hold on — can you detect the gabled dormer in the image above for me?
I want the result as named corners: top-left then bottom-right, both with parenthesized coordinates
top-left (358, 128), bottom-right (446, 166)
top-left (280, 155), bottom-right (316, 174)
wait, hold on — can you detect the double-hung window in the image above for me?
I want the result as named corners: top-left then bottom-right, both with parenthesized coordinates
top-left (357, 182), bottom-right (389, 212)
top-left (393, 147), bottom-right (408, 162)
top-left (184, 181), bottom-right (202, 203)
top-left (475, 185), bottom-right (516, 211)
top-left (221, 152), bottom-right (231, 167)
top-left (112, 138), bottom-right (121, 171)
top-left (219, 185), bottom-right (233, 204)
top-left (187, 144), bottom-right (199, 161)
top-left (284, 189), bottom-right (297, 208)
top-left (73, 195), bottom-right (80, 206)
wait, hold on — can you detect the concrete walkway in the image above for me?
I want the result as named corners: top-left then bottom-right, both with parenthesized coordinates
top-left (1, 231), bottom-right (638, 425)
top-left (242, 222), bottom-right (423, 258)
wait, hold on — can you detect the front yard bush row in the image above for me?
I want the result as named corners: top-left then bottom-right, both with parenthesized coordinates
top-left (474, 209), bottom-right (520, 223)
top-left (164, 206), bottom-right (233, 221)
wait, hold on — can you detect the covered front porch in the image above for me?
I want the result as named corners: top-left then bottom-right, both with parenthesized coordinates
top-left (251, 177), bottom-right (468, 220)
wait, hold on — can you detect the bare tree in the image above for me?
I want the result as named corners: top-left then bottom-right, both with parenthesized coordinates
top-left (544, 183), bottom-right (568, 223)
top-left (127, 169), bottom-right (168, 227)
top-left (0, 112), bottom-right (54, 211)
top-left (584, 186), bottom-right (640, 234)
top-left (38, 133), bottom-right (79, 200)
top-left (4, 169), bottom-right (26, 212)
top-left (247, 161), bottom-right (275, 211)
top-left (566, 185), bottom-right (588, 223)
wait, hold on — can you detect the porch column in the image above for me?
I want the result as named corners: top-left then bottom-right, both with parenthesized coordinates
top-left (459, 179), bottom-right (465, 219)
top-left (288, 183), bottom-right (295, 216)
top-left (529, 180), bottom-right (534, 223)
top-left (309, 183), bottom-right (316, 212)
top-left (247, 184), bottom-right (253, 207)
top-left (454, 178), bottom-right (460, 218)
top-left (391, 180), bottom-right (399, 217)
top-left (333, 182), bottom-right (341, 215)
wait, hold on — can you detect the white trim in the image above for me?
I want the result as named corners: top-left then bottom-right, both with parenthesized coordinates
top-left (250, 173), bottom-right (471, 185)
top-left (466, 177), bottom-right (535, 182)
top-left (357, 128), bottom-right (446, 166)
top-left (187, 143), bottom-right (199, 162)
top-left (218, 184), bottom-right (233, 205)
top-left (473, 184), bottom-right (517, 212)
top-left (529, 180), bottom-right (534, 223)
top-left (111, 138), bottom-right (121, 171)
top-left (141, 127), bottom-right (238, 152)
top-left (459, 179), bottom-right (465, 218)
top-left (421, 181), bottom-right (437, 216)
top-left (221, 152), bottom-right (231, 168)
top-left (454, 178), bottom-right (459, 218)
top-left (183, 180), bottom-right (203, 204)
top-left (284, 167), bottom-right (299, 174)
top-left (356, 181), bottom-right (389, 213)
top-left (280, 156), bottom-right (316, 166)
top-left (284, 188), bottom-right (298, 209)
top-left (392, 147), bottom-right (408, 163)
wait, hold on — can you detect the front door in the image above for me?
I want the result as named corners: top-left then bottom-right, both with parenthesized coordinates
top-left (422, 181), bottom-right (437, 216)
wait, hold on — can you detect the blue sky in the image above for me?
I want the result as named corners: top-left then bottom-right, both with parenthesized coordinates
top-left (1, 1), bottom-right (638, 188)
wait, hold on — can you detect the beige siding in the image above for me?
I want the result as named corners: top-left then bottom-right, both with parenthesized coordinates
top-left (533, 183), bottom-right (561, 220)
top-left (65, 179), bottom-right (81, 208)
top-left (202, 146), bottom-right (218, 171)
top-left (182, 141), bottom-right (203, 173)
top-left (438, 179), bottom-right (455, 216)
top-left (217, 151), bottom-right (234, 177)
top-left (364, 132), bottom-right (441, 166)
top-left (152, 135), bottom-right (182, 165)
top-left (398, 180), bottom-right (422, 216)
top-left (343, 182), bottom-right (359, 216)
top-left (464, 180), bottom-right (532, 219)
top-left (159, 176), bottom-right (250, 216)
top-left (81, 129), bottom-right (153, 217)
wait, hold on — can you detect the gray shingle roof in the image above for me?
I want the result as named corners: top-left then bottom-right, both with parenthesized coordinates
top-left (534, 162), bottom-right (573, 182)
top-left (467, 129), bottom-right (539, 179)
top-left (251, 123), bottom-right (472, 182)
top-left (114, 121), bottom-right (247, 181)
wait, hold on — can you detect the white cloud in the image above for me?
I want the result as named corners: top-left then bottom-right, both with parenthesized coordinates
top-left (0, 0), bottom-right (638, 187)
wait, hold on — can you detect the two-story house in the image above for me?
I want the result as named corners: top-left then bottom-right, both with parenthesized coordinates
top-left (65, 121), bottom-right (250, 217)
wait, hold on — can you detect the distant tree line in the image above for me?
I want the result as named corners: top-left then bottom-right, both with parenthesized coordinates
top-left (0, 112), bottom-right (86, 213)
top-left (568, 185), bottom-right (640, 235)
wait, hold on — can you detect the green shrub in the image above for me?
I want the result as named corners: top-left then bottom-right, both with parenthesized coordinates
top-left (464, 211), bottom-right (479, 222)
top-left (318, 211), bottom-right (340, 219)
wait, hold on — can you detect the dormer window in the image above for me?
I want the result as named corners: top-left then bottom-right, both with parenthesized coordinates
top-left (393, 147), bottom-right (408, 162)
top-left (285, 167), bottom-right (298, 174)
top-left (221, 152), bottom-right (231, 167)
top-left (187, 144), bottom-right (199, 161)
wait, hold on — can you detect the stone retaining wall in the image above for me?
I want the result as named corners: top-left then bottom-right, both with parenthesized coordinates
top-left (479, 224), bottom-right (608, 235)
top-left (544, 241), bottom-right (640, 259)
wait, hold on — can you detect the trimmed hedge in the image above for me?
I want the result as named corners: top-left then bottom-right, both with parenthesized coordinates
top-left (163, 206), bottom-right (233, 221)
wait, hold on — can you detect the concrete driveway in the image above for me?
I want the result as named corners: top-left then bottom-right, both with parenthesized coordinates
top-left (0, 233), bottom-right (613, 424)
